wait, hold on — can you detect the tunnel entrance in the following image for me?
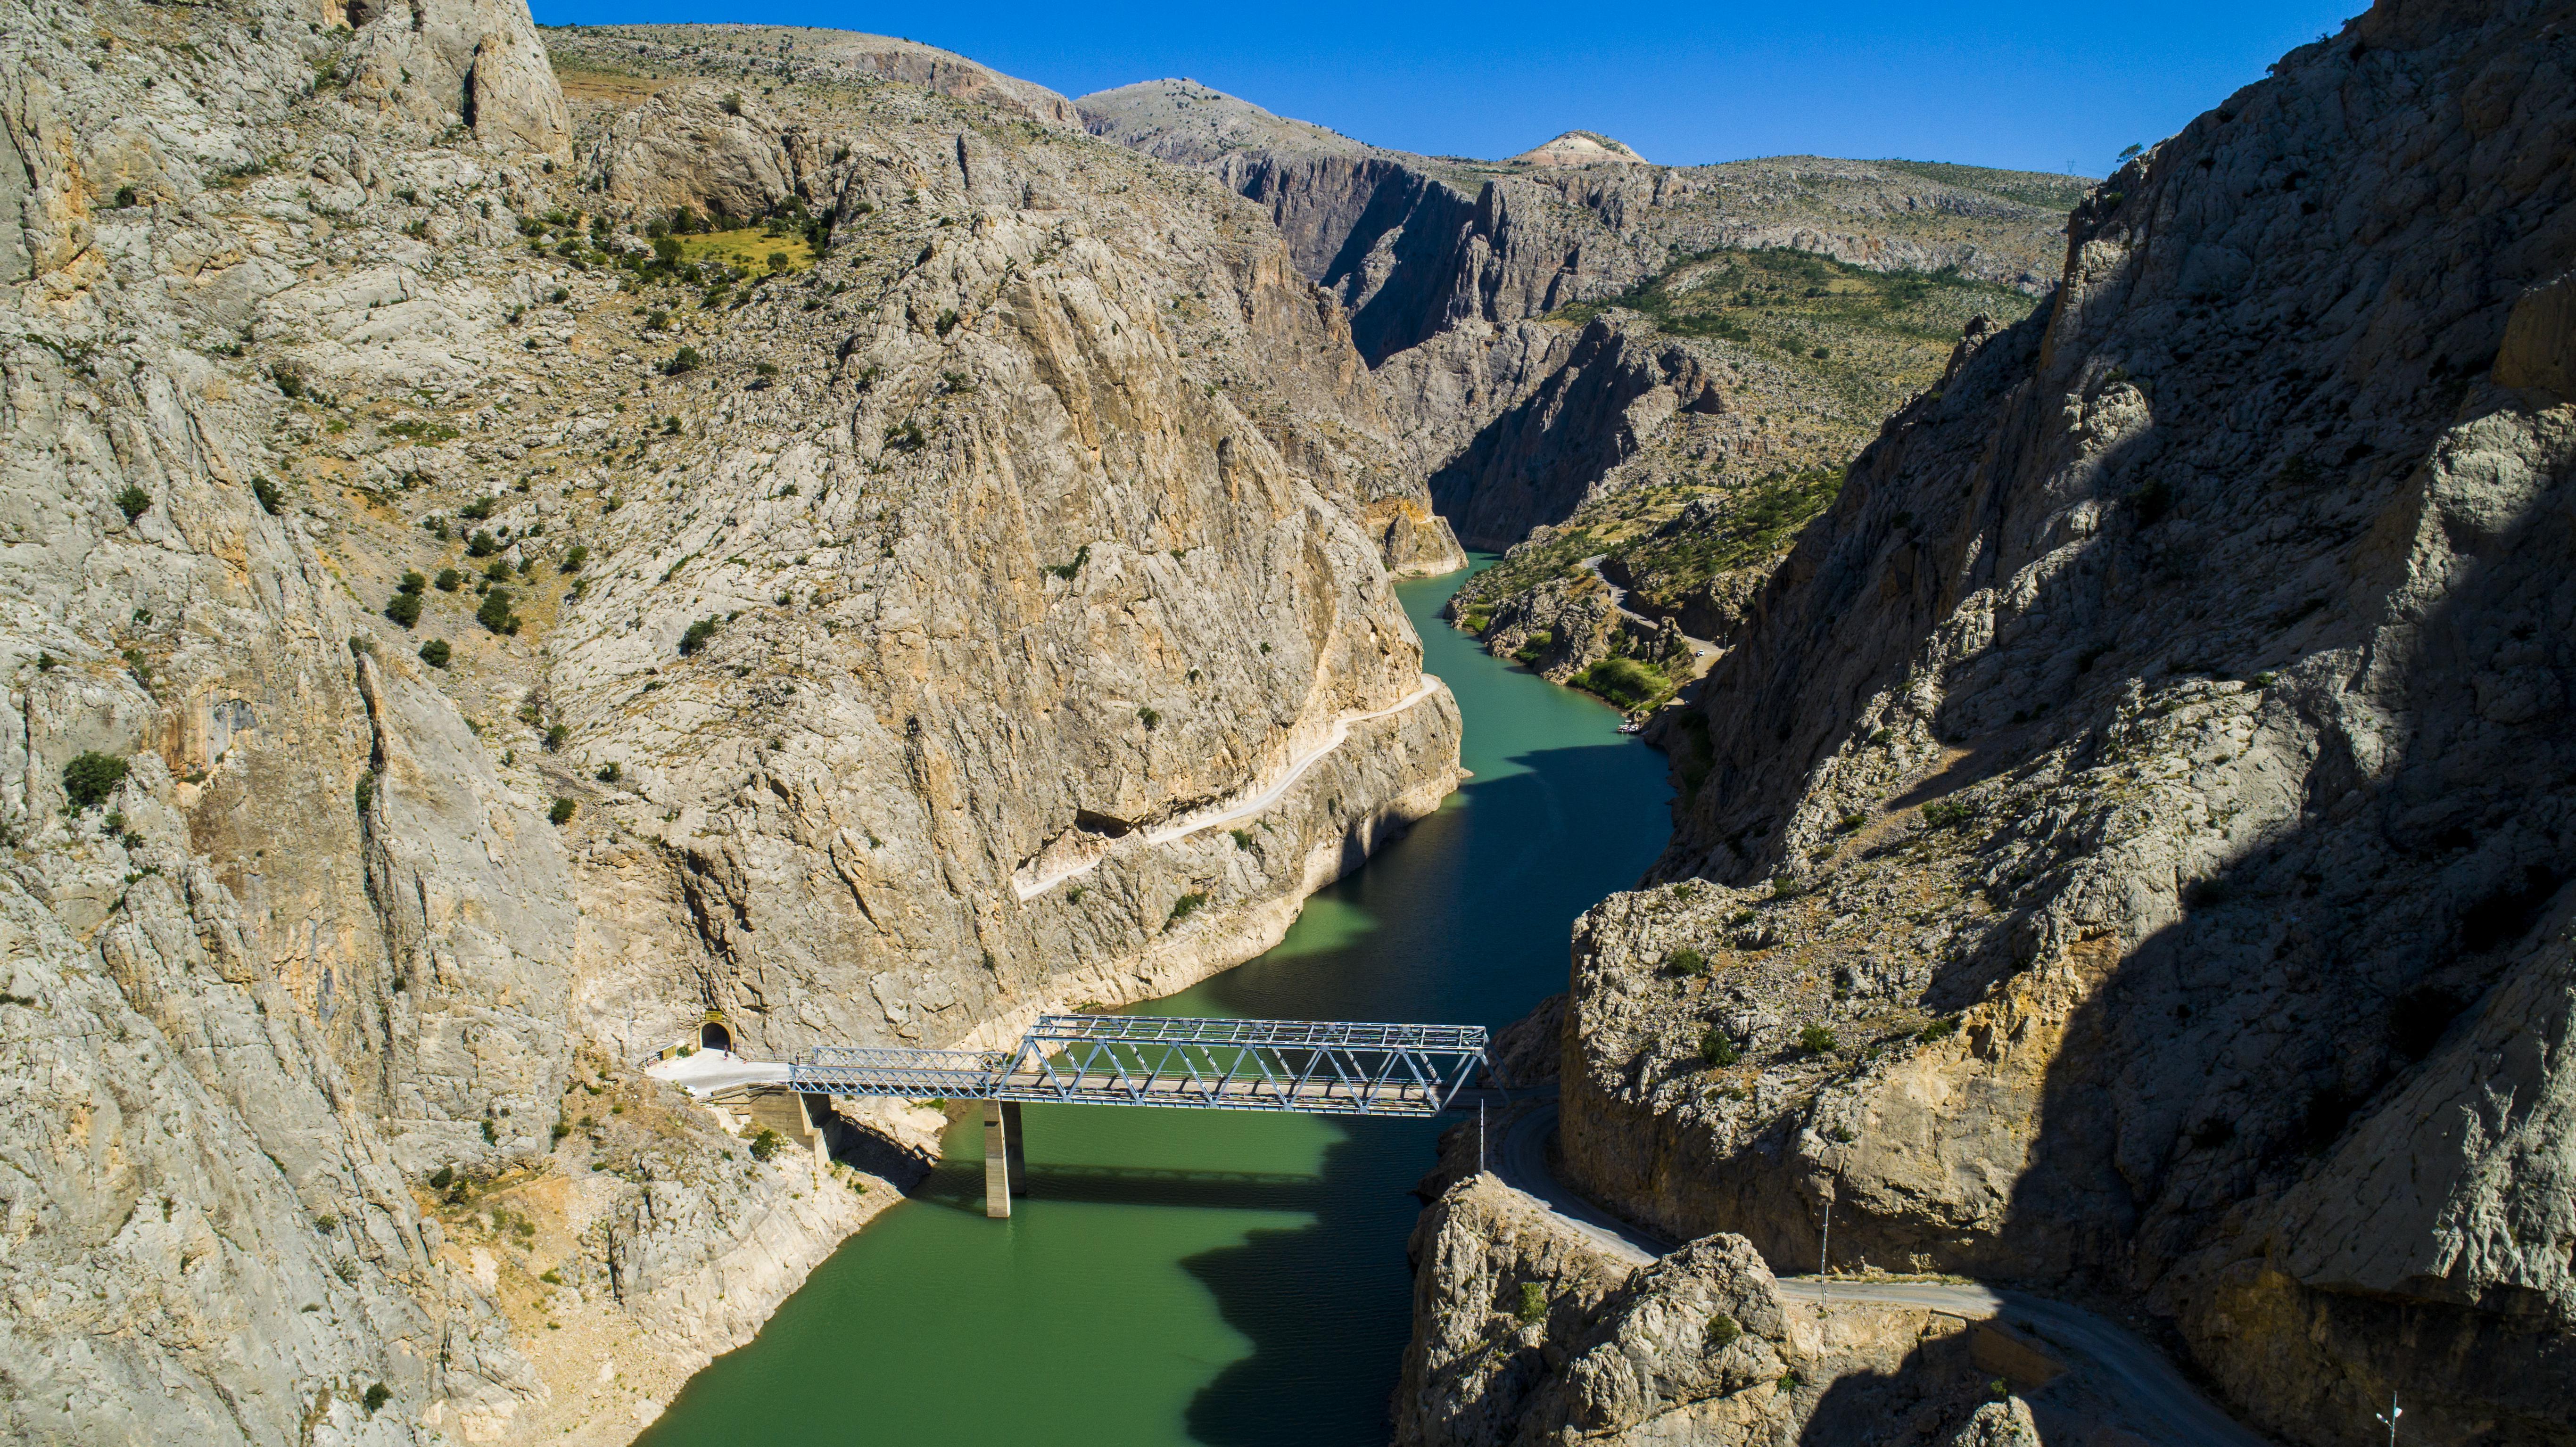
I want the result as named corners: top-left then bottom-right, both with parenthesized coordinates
top-left (701, 1020), bottom-right (732, 1053)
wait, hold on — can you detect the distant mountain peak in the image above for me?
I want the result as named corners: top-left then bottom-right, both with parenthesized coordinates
top-left (1509, 130), bottom-right (1648, 167)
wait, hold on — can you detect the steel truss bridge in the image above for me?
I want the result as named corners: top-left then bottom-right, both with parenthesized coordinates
top-left (789, 1014), bottom-right (1490, 1118)
top-left (780, 1015), bottom-right (1491, 1218)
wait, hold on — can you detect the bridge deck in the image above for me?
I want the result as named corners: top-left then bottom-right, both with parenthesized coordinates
top-left (782, 1014), bottom-right (1489, 1118)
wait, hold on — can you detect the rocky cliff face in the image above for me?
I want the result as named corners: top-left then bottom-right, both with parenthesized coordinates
top-left (1395, 1176), bottom-right (2045, 1447)
top-left (1549, 2), bottom-right (2576, 1443)
top-left (3, 11), bottom-right (1461, 1443)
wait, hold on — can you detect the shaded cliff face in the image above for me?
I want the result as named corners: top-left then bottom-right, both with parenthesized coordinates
top-left (3, 13), bottom-right (1459, 1443)
top-left (1551, 2), bottom-right (2576, 1444)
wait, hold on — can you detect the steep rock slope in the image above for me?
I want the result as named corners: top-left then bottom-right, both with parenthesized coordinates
top-left (1442, 246), bottom-right (2048, 699)
top-left (1550, 3), bottom-right (2576, 1444)
top-left (2, 11), bottom-right (1460, 1444)
top-left (549, 23), bottom-right (1083, 127)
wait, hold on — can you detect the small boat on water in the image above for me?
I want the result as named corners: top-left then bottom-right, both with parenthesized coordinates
top-left (1617, 719), bottom-right (1644, 734)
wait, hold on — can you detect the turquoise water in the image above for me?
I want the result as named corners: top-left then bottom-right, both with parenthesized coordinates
top-left (637, 560), bottom-right (1672, 1446)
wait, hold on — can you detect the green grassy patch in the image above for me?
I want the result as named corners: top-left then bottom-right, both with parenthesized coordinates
top-left (675, 227), bottom-right (815, 276)
top-left (1571, 656), bottom-right (1671, 712)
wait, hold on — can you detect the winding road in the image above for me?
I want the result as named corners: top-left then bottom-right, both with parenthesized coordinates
top-left (1485, 1099), bottom-right (2274, 1447)
top-left (1578, 554), bottom-right (1720, 669)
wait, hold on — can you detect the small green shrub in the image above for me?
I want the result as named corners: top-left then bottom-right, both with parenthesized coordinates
top-left (459, 497), bottom-right (496, 521)
top-left (1918, 1016), bottom-right (1959, 1043)
top-left (596, 762), bottom-right (621, 783)
top-left (483, 559), bottom-right (512, 583)
top-left (1515, 1281), bottom-right (1549, 1324)
top-left (1704, 1313), bottom-right (1742, 1350)
top-left (480, 1119), bottom-right (497, 1144)
top-left (935, 308), bottom-right (959, 336)
top-left (1664, 947), bottom-right (1708, 977)
top-left (418, 639), bottom-right (451, 668)
top-left (429, 1166), bottom-right (455, 1189)
top-left (679, 617), bottom-right (718, 655)
top-left (251, 477), bottom-right (283, 515)
top-left (548, 797), bottom-right (575, 825)
top-left (115, 485), bottom-right (151, 521)
top-left (1921, 797), bottom-right (1974, 828)
top-left (543, 724), bottom-right (568, 752)
top-left (749, 1127), bottom-right (783, 1161)
top-left (1231, 828), bottom-right (1254, 850)
top-left (465, 530), bottom-right (498, 558)
top-left (1138, 706), bottom-right (1160, 730)
top-left (720, 91), bottom-right (743, 115)
top-left (1799, 1024), bottom-right (1838, 1055)
top-left (385, 592), bottom-right (422, 627)
top-left (63, 752), bottom-right (128, 809)
top-left (560, 545), bottom-right (588, 574)
top-left (362, 1383), bottom-right (390, 1414)
top-left (477, 589), bottom-right (518, 634)
top-left (1165, 891), bottom-right (1207, 930)
top-left (1700, 1027), bottom-right (1739, 1068)
top-left (435, 567), bottom-right (462, 592)
top-left (1046, 544), bottom-right (1090, 581)
top-left (663, 346), bottom-right (703, 376)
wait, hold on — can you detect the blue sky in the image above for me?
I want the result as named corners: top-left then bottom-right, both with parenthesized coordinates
top-left (531, 0), bottom-right (2364, 176)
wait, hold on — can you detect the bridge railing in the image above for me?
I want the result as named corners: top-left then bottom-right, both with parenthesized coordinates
top-left (790, 1045), bottom-right (1008, 1101)
top-left (785, 1016), bottom-right (1490, 1118)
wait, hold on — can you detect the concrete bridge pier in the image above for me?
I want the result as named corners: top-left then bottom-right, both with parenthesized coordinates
top-left (982, 1101), bottom-right (1027, 1218)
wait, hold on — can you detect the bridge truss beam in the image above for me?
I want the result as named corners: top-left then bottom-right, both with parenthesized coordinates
top-left (784, 1015), bottom-right (1489, 1118)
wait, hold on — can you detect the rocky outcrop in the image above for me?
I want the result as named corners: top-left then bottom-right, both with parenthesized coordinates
top-left (1395, 1176), bottom-right (2035, 1447)
top-left (1508, 131), bottom-right (1649, 169)
top-left (582, 82), bottom-right (826, 220)
top-left (1550, 2), bottom-right (2576, 1444)
top-left (2, 12), bottom-right (1464, 1443)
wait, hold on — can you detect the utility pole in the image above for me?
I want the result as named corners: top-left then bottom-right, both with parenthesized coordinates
top-left (2375, 1392), bottom-right (2402, 1447)
top-left (1818, 1188), bottom-right (1832, 1315)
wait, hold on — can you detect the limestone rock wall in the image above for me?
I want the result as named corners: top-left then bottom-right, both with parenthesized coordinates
top-left (2, 11), bottom-right (1464, 1444)
top-left (1551, 2), bottom-right (2576, 1443)
top-left (1395, 1176), bottom-right (2016, 1447)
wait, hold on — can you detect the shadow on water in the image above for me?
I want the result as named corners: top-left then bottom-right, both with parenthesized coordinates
top-left (910, 1159), bottom-right (1332, 1216)
top-left (1179, 1124), bottom-right (1417, 1447)
top-left (1163, 743), bottom-right (1669, 1446)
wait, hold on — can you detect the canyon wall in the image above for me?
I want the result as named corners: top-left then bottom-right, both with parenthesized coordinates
top-left (2, 9), bottom-right (1461, 1442)
top-left (1550, 1), bottom-right (2576, 1443)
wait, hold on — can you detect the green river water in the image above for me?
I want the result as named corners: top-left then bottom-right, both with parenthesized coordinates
top-left (637, 560), bottom-right (1673, 1447)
